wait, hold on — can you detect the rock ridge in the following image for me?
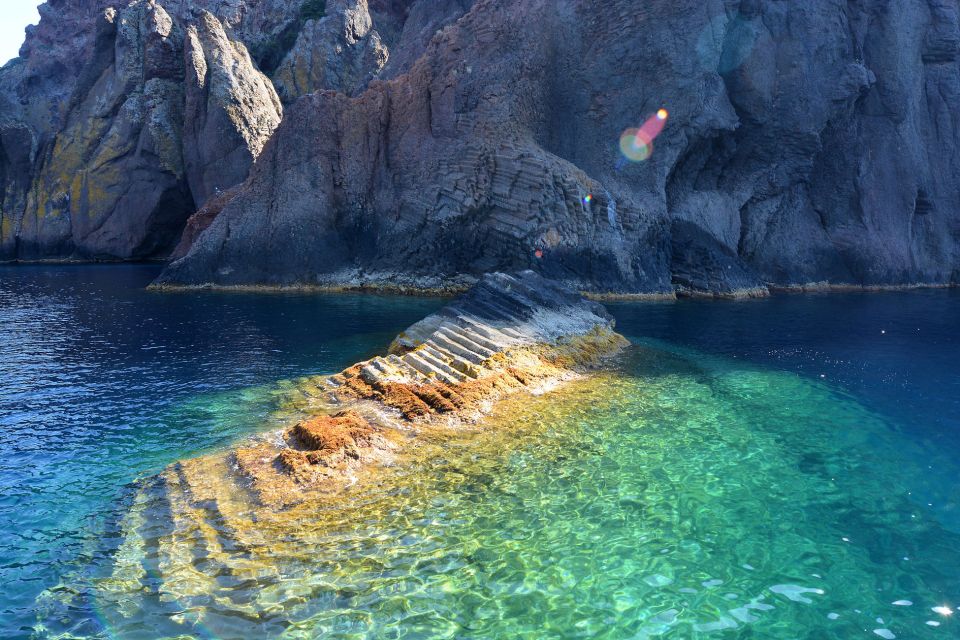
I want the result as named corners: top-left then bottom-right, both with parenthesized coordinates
top-left (37, 272), bottom-right (626, 629)
top-left (163, 271), bottom-right (628, 509)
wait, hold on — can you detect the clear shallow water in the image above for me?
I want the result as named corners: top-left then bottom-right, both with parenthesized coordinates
top-left (1, 268), bottom-right (958, 639)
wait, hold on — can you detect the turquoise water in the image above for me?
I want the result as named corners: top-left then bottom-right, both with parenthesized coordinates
top-left (1, 267), bottom-right (958, 639)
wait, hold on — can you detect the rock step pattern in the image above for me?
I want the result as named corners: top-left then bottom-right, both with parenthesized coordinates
top-left (167, 271), bottom-right (624, 511)
top-left (232, 270), bottom-right (628, 506)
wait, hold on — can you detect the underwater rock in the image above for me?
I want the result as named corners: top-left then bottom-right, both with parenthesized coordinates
top-left (165, 271), bottom-right (628, 508)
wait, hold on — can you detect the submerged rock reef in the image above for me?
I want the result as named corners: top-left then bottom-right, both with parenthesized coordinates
top-left (37, 273), bottom-right (625, 633)
top-left (168, 271), bottom-right (626, 509)
top-left (3, 0), bottom-right (959, 294)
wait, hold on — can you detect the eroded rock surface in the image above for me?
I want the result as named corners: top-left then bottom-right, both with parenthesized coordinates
top-left (183, 11), bottom-right (283, 205)
top-left (52, 274), bottom-right (617, 609)
top-left (0, 0), bottom-right (465, 262)
top-left (272, 0), bottom-right (389, 101)
top-left (0, 0), bottom-right (287, 259)
top-left (163, 271), bottom-right (628, 509)
top-left (49, 273), bottom-right (624, 624)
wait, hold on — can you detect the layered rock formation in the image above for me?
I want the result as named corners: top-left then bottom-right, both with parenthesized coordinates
top-left (4, 0), bottom-right (959, 293)
top-left (187, 271), bottom-right (627, 508)
top-left (34, 273), bottom-right (623, 633)
top-left (156, 0), bottom-right (960, 295)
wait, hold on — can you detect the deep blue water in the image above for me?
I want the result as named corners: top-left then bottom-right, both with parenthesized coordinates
top-left (607, 292), bottom-right (960, 479)
top-left (1, 266), bottom-right (958, 639)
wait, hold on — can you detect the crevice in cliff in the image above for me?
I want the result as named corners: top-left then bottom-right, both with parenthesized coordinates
top-left (132, 182), bottom-right (197, 259)
top-left (913, 187), bottom-right (934, 216)
top-left (253, 0), bottom-right (328, 76)
top-left (67, 9), bottom-right (118, 114)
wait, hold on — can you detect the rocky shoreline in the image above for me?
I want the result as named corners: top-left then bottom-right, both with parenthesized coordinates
top-left (146, 276), bottom-right (958, 301)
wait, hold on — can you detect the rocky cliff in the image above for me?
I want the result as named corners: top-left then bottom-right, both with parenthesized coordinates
top-left (0, 0), bottom-right (280, 259)
top-left (2, 0), bottom-right (959, 294)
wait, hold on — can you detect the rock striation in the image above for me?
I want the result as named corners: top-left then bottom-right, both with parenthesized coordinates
top-left (39, 273), bottom-right (623, 631)
top-left (178, 271), bottom-right (627, 508)
top-left (3, 0), bottom-right (960, 293)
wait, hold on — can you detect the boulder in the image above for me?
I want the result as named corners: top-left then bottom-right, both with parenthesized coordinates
top-left (183, 10), bottom-right (283, 206)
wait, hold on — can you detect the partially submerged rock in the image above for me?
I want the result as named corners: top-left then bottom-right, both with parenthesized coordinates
top-left (164, 271), bottom-right (627, 509)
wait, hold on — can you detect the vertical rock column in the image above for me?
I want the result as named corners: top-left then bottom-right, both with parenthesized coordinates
top-left (21, 1), bottom-right (193, 259)
top-left (183, 11), bottom-right (283, 208)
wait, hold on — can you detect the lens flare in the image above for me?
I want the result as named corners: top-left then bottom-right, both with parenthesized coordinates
top-left (619, 129), bottom-right (651, 162)
top-left (619, 108), bottom-right (669, 163)
top-left (582, 194), bottom-right (593, 206)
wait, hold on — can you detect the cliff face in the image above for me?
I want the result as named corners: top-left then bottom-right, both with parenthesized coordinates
top-left (0, 0), bottom-right (286, 259)
top-left (2, 0), bottom-right (959, 293)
